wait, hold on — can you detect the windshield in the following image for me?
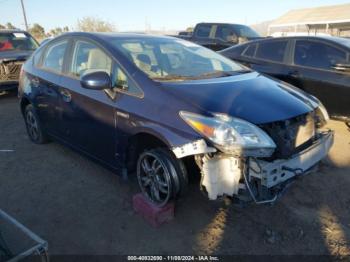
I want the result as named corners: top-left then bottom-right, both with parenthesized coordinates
top-left (234, 25), bottom-right (260, 38)
top-left (111, 37), bottom-right (245, 81)
top-left (0, 32), bottom-right (38, 52)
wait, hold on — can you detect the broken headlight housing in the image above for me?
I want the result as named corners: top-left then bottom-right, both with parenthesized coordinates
top-left (316, 101), bottom-right (330, 126)
top-left (180, 111), bottom-right (276, 157)
top-left (308, 96), bottom-right (329, 127)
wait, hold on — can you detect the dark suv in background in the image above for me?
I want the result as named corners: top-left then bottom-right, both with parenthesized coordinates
top-left (220, 36), bottom-right (350, 125)
top-left (0, 30), bottom-right (38, 91)
top-left (176, 23), bottom-right (263, 51)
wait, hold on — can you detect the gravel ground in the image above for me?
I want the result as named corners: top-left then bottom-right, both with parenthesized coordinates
top-left (0, 91), bottom-right (349, 256)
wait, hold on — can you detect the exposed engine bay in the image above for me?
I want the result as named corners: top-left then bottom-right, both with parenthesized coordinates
top-left (173, 111), bottom-right (334, 204)
top-left (0, 59), bottom-right (24, 83)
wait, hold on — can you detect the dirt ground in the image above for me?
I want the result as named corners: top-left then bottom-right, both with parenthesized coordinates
top-left (0, 90), bottom-right (350, 256)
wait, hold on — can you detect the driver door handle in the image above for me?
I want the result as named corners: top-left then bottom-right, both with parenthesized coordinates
top-left (60, 89), bottom-right (72, 103)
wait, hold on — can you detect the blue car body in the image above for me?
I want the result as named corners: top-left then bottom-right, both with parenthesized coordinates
top-left (18, 32), bottom-right (334, 206)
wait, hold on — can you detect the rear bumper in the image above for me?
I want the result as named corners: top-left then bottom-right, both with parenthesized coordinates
top-left (0, 81), bottom-right (18, 91)
top-left (249, 130), bottom-right (334, 188)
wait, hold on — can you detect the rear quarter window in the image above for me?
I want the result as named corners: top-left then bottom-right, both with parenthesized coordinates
top-left (256, 41), bottom-right (288, 62)
top-left (242, 44), bottom-right (257, 57)
top-left (220, 45), bottom-right (246, 58)
top-left (33, 47), bottom-right (45, 67)
top-left (42, 40), bottom-right (68, 73)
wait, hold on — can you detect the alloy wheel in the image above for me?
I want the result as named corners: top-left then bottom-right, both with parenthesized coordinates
top-left (26, 111), bottom-right (39, 141)
top-left (137, 152), bottom-right (172, 207)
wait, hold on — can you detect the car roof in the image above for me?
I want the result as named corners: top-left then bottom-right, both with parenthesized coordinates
top-left (59, 31), bottom-right (176, 42)
top-left (0, 29), bottom-right (29, 34)
top-left (197, 22), bottom-right (247, 27)
top-left (242, 35), bottom-right (350, 48)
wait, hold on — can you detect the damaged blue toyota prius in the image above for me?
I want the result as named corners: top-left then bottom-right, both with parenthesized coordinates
top-left (19, 33), bottom-right (334, 207)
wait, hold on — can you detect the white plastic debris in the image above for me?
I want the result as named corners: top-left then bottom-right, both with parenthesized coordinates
top-left (201, 156), bottom-right (242, 200)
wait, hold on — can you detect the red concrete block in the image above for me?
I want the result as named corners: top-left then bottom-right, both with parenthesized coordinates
top-left (133, 193), bottom-right (175, 227)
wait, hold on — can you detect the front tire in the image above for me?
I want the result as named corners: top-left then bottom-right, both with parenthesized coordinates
top-left (137, 148), bottom-right (188, 207)
top-left (24, 104), bottom-right (49, 144)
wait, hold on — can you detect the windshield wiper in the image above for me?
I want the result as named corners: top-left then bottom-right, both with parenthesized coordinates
top-left (152, 74), bottom-right (192, 81)
top-left (192, 69), bottom-right (251, 79)
top-left (152, 69), bottom-right (252, 81)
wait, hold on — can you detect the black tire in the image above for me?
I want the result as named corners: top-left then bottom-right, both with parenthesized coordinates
top-left (24, 104), bottom-right (49, 144)
top-left (137, 148), bottom-right (188, 207)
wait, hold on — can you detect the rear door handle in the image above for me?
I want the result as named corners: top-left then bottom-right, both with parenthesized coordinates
top-left (60, 89), bottom-right (72, 103)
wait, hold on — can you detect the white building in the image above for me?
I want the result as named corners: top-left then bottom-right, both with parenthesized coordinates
top-left (268, 3), bottom-right (350, 37)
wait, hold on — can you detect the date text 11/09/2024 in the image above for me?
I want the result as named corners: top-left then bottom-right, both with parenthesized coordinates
top-left (127, 256), bottom-right (219, 261)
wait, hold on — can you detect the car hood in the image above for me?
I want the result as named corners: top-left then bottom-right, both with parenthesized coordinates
top-left (162, 72), bottom-right (317, 125)
top-left (0, 50), bottom-right (33, 62)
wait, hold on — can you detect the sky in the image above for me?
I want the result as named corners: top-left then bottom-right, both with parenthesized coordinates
top-left (1, 0), bottom-right (350, 32)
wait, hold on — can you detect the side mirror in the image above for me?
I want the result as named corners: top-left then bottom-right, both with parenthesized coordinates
top-left (80, 71), bottom-right (112, 90)
top-left (332, 63), bottom-right (350, 73)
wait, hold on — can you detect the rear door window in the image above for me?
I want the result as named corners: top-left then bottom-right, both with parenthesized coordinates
top-left (294, 40), bottom-right (347, 70)
top-left (256, 40), bottom-right (288, 62)
top-left (42, 40), bottom-right (68, 73)
top-left (195, 25), bottom-right (212, 38)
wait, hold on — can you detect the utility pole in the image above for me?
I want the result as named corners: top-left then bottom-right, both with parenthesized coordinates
top-left (20, 0), bottom-right (29, 31)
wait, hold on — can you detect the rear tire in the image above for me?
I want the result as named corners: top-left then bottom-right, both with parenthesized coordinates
top-left (137, 148), bottom-right (188, 207)
top-left (24, 104), bottom-right (49, 144)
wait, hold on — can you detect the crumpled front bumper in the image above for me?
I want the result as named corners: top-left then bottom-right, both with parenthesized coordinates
top-left (172, 130), bottom-right (334, 202)
top-left (249, 130), bottom-right (334, 188)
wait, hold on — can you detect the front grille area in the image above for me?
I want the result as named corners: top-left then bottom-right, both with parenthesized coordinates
top-left (260, 112), bottom-right (316, 159)
top-left (0, 61), bottom-right (23, 82)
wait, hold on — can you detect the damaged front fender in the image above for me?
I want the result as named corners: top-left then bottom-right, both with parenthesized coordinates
top-left (172, 139), bottom-right (216, 159)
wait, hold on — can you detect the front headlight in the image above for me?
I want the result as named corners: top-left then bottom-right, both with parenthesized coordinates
top-left (180, 111), bottom-right (276, 157)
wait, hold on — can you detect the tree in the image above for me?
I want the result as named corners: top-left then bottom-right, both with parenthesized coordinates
top-left (186, 27), bottom-right (194, 32)
top-left (48, 26), bottom-right (69, 37)
top-left (29, 23), bottom-right (45, 40)
top-left (0, 24), bottom-right (5, 29)
top-left (76, 17), bottom-right (116, 32)
top-left (5, 22), bottom-right (16, 29)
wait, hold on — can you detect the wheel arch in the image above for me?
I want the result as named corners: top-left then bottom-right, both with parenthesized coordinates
top-left (125, 131), bottom-right (171, 172)
top-left (20, 96), bottom-right (32, 116)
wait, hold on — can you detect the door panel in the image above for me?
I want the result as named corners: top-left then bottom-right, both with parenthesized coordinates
top-left (58, 76), bottom-right (117, 166)
top-left (31, 39), bottom-right (69, 136)
top-left (56, 39), bottom-right (117, 166)
top-left (290, 40), bottom-right (350, 119)
top-left (32, 70), bottom-right (61, 134)
top-left (286, 66), bottom-right (350, 119)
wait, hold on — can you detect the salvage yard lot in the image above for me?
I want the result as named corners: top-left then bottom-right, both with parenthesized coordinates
top-left (0, 91), bottom-right (350, 256)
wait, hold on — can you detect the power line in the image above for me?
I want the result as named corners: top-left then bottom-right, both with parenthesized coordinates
top-left (20, 0), bottom-right (28, 31)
